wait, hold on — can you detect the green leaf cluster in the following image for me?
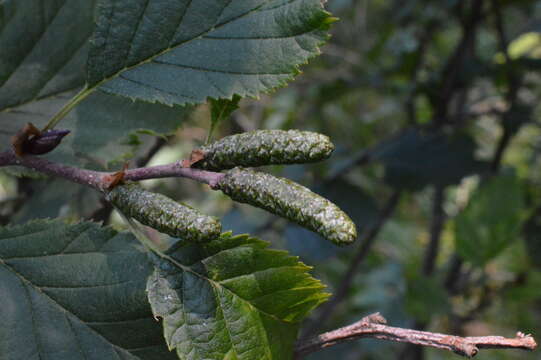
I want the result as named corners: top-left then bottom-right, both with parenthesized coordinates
top-left (147, 232), bottom-right (328, 360)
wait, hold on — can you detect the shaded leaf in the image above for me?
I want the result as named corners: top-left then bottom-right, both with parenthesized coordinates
top-left (455, 174), bottom-right (526, 267)
top-left (0, 219), bottom-right (176, 360)
top-left (373, 128), bottom-right (487, 190)
top-left (1, 90), bottom-right (189, 169)
top-left (147, 232), bottom-right (329, 360)
top-left (87, 0), bottom-right (333, 106)
top-left (11, 178), bottom-right (101, 223)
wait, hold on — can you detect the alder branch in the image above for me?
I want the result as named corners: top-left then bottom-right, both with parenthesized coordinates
top-left (0, 150), bottom-right (224, 191)
top-left (295, 313), bottom-right (537, 359)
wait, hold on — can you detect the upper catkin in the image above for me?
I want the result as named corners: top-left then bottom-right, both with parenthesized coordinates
top-left (107, 183), bottom-right (221, 242)
top-left (216, 168), bottom-right (357, 246)
top-left (195, 130), bottom-right (334, 170)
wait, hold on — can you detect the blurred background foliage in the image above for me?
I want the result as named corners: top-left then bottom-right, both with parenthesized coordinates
top-left (1, 0), bottom-right (541, 359)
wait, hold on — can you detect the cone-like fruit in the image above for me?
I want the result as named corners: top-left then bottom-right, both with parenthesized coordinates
top-left (107, 183), bottom-right (221, 242)
top-left (194, 130), bottom-right (334, 170)
top-left (216, 168), bottom-right (357, 246)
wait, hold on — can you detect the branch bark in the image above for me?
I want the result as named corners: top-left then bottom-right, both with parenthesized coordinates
top-left (295, 313), bottom-right (537, 359)
top-left (0, 150), bottom-right (225, 191)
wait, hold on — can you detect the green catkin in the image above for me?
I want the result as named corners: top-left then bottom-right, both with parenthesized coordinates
top-left (217, 168), bottom-right (357, 246)
top-left (195, 130), bottom-right (334, 170)
top-left (107, 183), bottom-right (221, 242)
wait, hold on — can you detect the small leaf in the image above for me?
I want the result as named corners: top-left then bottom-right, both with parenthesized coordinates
top-left (217, 168), bottom-right (357, 245)
top-left (0, 219), bottom-right (176, 360)
top-left (455, 174), bottom-right (526, 266)
top-left (87, 0), bottom-right (333, 106)
top-left (195, 130), bottom-right (334, 170)
top-left (208, 94), bottom-right (241, 142)
top-left (147, 232), bottom-right (329, 360)
top-left (107, 183), bottom-right (222, 243)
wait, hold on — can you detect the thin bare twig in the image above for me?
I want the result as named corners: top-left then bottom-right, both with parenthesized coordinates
top-left (295, 313), bottom-right (537, 359)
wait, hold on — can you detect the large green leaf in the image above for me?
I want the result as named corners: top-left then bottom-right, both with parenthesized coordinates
top-left (147, 232), bottom-right (329, 360)
top-left (0, 0), bottom-right (94, 111)
top-left (0, 219), bottom-right (176, 360)
top-left (455, 174), bottom-right (526, 267)
top-left (87, 0), bottom-right (333, 106)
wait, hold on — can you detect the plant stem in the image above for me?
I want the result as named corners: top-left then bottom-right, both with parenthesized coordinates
top-left (0, 150), bottom-right (224, 191)
top-left (43, 85), bottom-right (93, 131)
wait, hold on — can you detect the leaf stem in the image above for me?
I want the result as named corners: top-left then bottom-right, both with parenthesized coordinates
top-left (43, 85), bottom-right (93, 131)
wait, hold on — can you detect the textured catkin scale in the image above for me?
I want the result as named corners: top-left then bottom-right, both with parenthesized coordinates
top-left (217, 168), bottom-right (357, 246)
top-left (195, 130), bottom-right (334, 170)
top-left (106, 183), bottom-right (221, 242)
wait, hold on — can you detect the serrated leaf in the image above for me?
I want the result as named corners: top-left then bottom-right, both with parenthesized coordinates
top-left (0, 219), bottom-right (176, 360)
top-left (147, 232), bottom-right (329, 360)
top-left (373, 128), bottom-right (487, 190)
top-left (1, 90), bottom-right (189, 169)
top-left (87, 0), bottom-right (332, 106)
top-left (0, 0), bottom-right (94, 111)
top-left (455, 174), bottom-right (526, 267)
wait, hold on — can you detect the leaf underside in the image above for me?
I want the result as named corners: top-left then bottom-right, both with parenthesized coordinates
top-left (88, 0), bottom-right (332, 106)
top-left (0, 220), bottom-right (176, 360)
top-left (147, 232), bottom-right (329, 360)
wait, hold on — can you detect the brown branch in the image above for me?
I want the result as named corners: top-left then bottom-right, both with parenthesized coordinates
top-left (0, 150), bottom-right (225, 191)
top-left (295, 313), bottom-right (537, 359)
top-left (303, 190), bottom-right (401, 335)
